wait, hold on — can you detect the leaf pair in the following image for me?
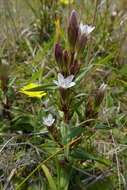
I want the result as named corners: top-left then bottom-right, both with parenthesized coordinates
top-left (19, 83), bottom-right (46, 98)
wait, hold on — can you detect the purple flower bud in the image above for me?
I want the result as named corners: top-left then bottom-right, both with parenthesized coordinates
top-left (69, 10), bottom-right (78, 27)
top-left (55, 43), bottom-right (63, 65)
top-left (63, 50), bottom-right (69, 65)
top-left (76, 33), bottom-right (87, 55)
top-left (68, 10), bottom-right (79, 51)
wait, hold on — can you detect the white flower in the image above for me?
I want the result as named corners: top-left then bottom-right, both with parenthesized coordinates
top-left (99, 83), bottom-right (107, 92)
top-left (79, 23), bottom-right (95, 35)
top-left (54, 73), bottom-right (75, 89)
top-left (111, 11), bottom-right (117, 17)
top-left (43, 114), bottom-right (55, 127)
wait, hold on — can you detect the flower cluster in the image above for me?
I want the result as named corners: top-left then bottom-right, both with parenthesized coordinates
top-left (54, 10), bottom-right (95, 89)
top-left (53, 10), bottom-right (95, 122)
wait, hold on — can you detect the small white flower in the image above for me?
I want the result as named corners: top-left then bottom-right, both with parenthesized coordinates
top-left (79, 23), bottom-right (95, 35)
top-left (99, 83), bottom-right (107, 92)
top-left (54, 73), bottom-right (75, 89)
top-left (43, 114), bottom-right (55, 127)
top-left (112, 11), bottom-right (117, 17)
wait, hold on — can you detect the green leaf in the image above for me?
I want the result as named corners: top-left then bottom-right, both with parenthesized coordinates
top-left (119, 64), bottom-right (127, 76)
top-left (56, 159), bottom-right (72, 190)
top-left (96, 54), bottom-right (114, 65)
top-left (25, 83), bottom-right (57, 91)
top-left (41, 164), bottom-right (57, 190)
top-left (75, 64), bottom-right (93, 83)
top-left (10, 115), bottom-right (34, 133)
top-left (95, 123), bottom-right (110, 129)
top-left (71, 148), bottom-right (109, 166)
top-left (59, 168), bottom-right (72, 190)
top-left (87, 176), bottom-right (113, 190)
top-left (68, 127), bottom-right (84, 140)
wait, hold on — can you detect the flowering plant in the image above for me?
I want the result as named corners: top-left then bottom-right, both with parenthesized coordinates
top-left (54, 10), bottom-right (97, 123)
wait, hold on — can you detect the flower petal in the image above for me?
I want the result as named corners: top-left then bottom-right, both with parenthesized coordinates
top-left (48, 114), bottom-right (53, 120)
top-left (65, 75), bottom-right (74, 84)
top-left (53, 80), bottom-right (59, 85)
top-left (67, 82), bottom-right (75, 88)
top-left (80, 23), bottom-right (95, 35)
top-left (58, 73), bottom-right (65, 83)
top-left (43, 114), bottom-right (55, 127)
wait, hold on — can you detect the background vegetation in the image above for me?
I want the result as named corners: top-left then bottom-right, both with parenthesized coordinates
top-left (0, 0), bottom-right (127, 189)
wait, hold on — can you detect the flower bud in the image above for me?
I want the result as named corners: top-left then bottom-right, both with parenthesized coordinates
top-left (85, 95), bottom-right (95, 119)
top-left (76, 33), bottom-right (87, 55)
top-left (68, 10), bottom-right (79, 51)
top-left (95, 83), bottom-right (107, 107)
top-left (0, 61), bottom-right (9, 93)
top-left (54, 43), bottom-right (63, 65)
top-left (111, 11), bottom-right (117, 21)
top-left (63, 50), bottom-right (69, 65)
